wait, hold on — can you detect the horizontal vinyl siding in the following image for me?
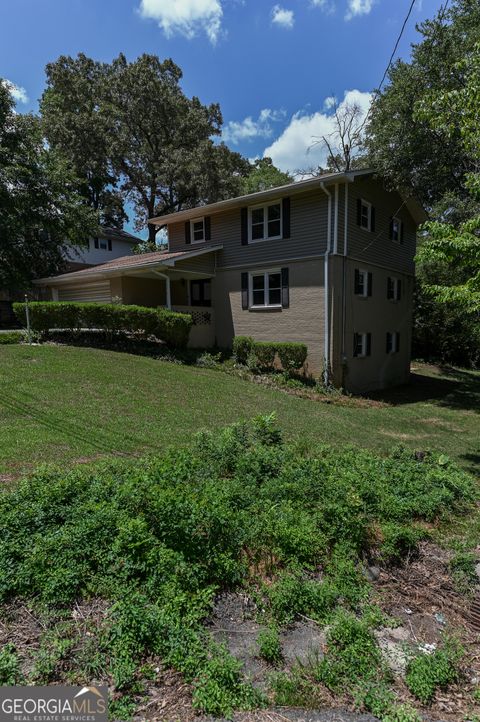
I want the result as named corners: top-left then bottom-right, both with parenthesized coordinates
top-left (346, 177), bottom-right (416, 275)
top-left (214, 258), bottom-right (325, 374)
top-left (168, 190), bottom-right (328, 267)
top-left (57, 281), bottom-right (111, 303)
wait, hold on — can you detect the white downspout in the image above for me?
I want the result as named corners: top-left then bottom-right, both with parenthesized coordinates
top-left (320, 182), bottom-right (332, 385)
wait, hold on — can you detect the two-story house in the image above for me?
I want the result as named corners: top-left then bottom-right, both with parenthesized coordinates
top-left (35, 169), bottom-right (426, 393)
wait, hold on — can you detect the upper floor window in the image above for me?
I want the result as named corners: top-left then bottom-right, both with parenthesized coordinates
top-left (387, 276), bottom-right (402, 301)
top-left (353, 332), bottom-right (372, 358)
top-left (386, 331), bottom-right (400, 354)
top-left (354, 268), bottom-right (372, 297)
top-left (357, 199), bottom-right (375, 232)
top-left (249, 201), bottom-right (282, 242)
top-left (185, 216), bottom-right (211, 245)
top-left (94, 237), bottom-right (112, 251)
top-left (390, 216), bottom-right (404, 243)
top-left (190, 217), bottom-right (205, 243)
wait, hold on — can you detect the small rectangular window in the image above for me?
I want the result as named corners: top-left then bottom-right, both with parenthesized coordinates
top-left (354, 269), bottom-right (372, 297)
top-left (387, 276), bottom-right (401, 301)
top-left (249, 201), bottom-right (282, 242)
top-left (353, 332), bottom-right (371, 358)
top-left (390, 217), bottom-right (403, 243)
top-left (99, 238), bottom-right (108, 250)
top-left (386, 331), bottom-right (400, 354)
top-left (249, 269), bottom-right (283, 308)
top-left (190, 217), bottom-right (205, 243)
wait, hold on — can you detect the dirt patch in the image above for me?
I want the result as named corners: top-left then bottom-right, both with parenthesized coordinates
top-left (375, 541), bottom-right (480, 721)
top-left (280, 622), bottom-right (326, 667)
top-left (380, 431), bottom-right (431, 441)
top-left (202, 710), bottom-right (378, 722)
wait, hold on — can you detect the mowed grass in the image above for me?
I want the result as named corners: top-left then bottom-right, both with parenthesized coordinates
top-left (0, 344), bottom-right (478, 476)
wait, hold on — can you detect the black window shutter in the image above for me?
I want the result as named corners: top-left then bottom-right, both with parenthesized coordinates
top-left (367, 272), bottom-right (373, 297)
top-left (204, 216), bottom-right (211, 241)
top-left (356, 198), bottom-right (362, 226)
top-left (94, 237), bottom-right (99, 249)
top-left (107, 238), bottom-right (112, 251)
top-left (241, 272), bottom-right (249, 310)
top-left (370, 207), bottom-right (376, 232)
top-left (185, 221), bottom-right (191, 244)
top-left (366, 333), bottom-right (372, 356)
top-left (396, 332), bottom-right (400, 352)
top-left (240, 207), bottom-right (248, 245)
top-left (354, 269), bottom-right (360, 294)
top-left (389, 218), bottom-right (394, 240)
top-left (400, 221), bottom-right (404, 244)
top-left (397, 279), bottom-right (402, 300)
top-left (282, 197), bottom-right (291, 239)
top-left (281, 267), bottom-right (289, 308)
top-left (387, 277), bottom-right (392, 300)
top-left (353, 333), bottom-right (359, 357)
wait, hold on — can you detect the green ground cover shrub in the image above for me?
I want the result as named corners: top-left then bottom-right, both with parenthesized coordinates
top-left (12, 302), bottom-right (192, 348)
top-left (0, 416), bottom-right (474, 717)
top-left (405, 639), bottom-right (463, 704)
top-left (232, 336), bottom-right (307, 371)
top-left (0, 331), bottom-right (22, 344)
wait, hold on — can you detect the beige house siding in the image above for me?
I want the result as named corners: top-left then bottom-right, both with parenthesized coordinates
top-left (119, 277), bottom-right (166, 307)
top-left (214, 258), bottom-right (325, 374)
top-left (341, 260), bottom-right (413, 393)
top-left (345, 177), bottom-right (417, 275)
top-left (173, 254), bottom-right (216, 275)
top-left (168, 190), bottom-right (329, 268)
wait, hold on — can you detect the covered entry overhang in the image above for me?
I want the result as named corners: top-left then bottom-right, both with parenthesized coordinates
top-left (34, 245), bottom-right (223, 347)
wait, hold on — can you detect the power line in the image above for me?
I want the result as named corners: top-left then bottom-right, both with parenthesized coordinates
top-left (359, 0), bottom-right (451, 135)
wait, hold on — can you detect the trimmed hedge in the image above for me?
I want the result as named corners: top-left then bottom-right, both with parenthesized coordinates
top-left (13, 302), bottom-right (192, 349)
top-left (0, 331), bottom-right (23, 345)
top-left (232, 336), bottom-right (307, 371)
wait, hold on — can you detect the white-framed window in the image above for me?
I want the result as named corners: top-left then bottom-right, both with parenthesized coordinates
top-left (190, 217), bottom-right (206, 243)
top-left (353, 332), bottom-right (371, 358)
top-left (360, 199), bottom-right (372, 231)
top-left (354, 268), bottom-right (372, 297)
top-left (386, 331), bottom-right (400, 354)
top-left (387, 276), bottom-right (402, 301)
top-left (249, 201), bottom-right (282, 242)
top-left (390, 216), bottom-right (403, 243)
top-left (249, 269), bottom-right (282, 308)
top-left (94, 237), bottom-right (112, 251)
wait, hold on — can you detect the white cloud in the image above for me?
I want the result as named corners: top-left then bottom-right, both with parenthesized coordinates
top-left (263, 89), bottom-right (372, 174)
top-left (323, 95), bottom-right (337, 110)
top-left (4, 79), bottom-right (28, 104)
top-left (271, 5), bottom-right (295, 28)
top-left (222, 108), bottom-right (286, 145)
top-left (345, 0), bottom-right (375, 20)
top-left (310, 0), bottom-right (335, 13)
top-left (139, 0), bottom-right (223, 44)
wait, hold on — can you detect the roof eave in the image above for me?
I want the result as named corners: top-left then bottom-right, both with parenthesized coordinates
top-left (150, 169), bottom-right (374, 227)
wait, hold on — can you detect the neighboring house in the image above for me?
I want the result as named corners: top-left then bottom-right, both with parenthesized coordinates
top-left (64, 227), bottom-right (142, 271)
top-left (0, 227), bottom-right (141, 325)
top-left (35, 170), bottom-right (426, 393)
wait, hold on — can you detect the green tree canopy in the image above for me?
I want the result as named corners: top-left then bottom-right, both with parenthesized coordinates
top-left (365, 0), bottom-right (480, 214)
top-left (241, 157), bottom-right (293, 194)
top-left (0, 80), bottom-right (98, 290)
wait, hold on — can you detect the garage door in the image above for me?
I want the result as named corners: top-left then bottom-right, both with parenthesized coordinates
top-left (58, 281), bottom-right (112, 303)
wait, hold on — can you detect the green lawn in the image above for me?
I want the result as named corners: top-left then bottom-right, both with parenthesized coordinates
top-left (0, 344), bottom-right (478, 476)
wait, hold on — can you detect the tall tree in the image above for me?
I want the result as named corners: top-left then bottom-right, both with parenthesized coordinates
top-left (241, 158), bottom-right (293, 194)
top-left (0, 80), bottom-right (98, 290)
top-left (102, 54), bottom-right (249, 244)
top-left (41, 54), bottom-right (125, 228)
top-left (365, 0), bottom-right (480, 214)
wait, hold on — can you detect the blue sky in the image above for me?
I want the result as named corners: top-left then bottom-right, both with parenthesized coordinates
top-left (2, 0), bottom-right (442, 195)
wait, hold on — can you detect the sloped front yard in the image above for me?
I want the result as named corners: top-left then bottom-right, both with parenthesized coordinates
top-left (0, 345), bottom-right (478, 476)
